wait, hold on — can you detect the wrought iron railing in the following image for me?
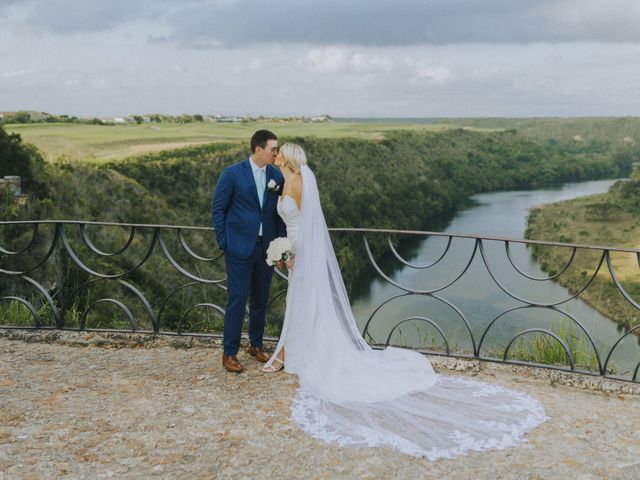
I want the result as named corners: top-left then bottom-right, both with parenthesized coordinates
top-left (1, 220), bottom-right (639, 382)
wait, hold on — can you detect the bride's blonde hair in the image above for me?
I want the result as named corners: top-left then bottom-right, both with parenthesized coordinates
top-left (280, 143), bottom-right (307, 173)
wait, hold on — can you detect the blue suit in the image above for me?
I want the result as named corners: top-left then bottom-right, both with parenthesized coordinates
top-left (211, 158), bottom-right (286, 356)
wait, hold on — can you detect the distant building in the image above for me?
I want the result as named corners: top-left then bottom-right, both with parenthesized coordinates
top-left (218, 116), bottom-right (243, 123)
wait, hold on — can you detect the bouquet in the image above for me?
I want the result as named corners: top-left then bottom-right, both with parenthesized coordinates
top-left (266, 237), bottom-right (295, 267)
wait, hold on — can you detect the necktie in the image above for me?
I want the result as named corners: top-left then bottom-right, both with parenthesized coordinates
top-left (257, 168), bottom-right (265, 206)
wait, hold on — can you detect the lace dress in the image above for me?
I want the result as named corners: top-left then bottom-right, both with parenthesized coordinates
top-left (267, 172), bottom-right (548, 460)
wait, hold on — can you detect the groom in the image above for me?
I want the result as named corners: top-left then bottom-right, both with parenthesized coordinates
top-left (211, 130), bottom-right (286, 372)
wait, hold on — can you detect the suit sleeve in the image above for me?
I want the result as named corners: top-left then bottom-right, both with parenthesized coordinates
top-left (277, 214), bottom-right (287, 239)
top-left (211, 169), bottom-right (232, 251)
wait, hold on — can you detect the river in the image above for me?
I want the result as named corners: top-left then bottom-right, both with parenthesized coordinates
top-left (351, 179), bottom-right (639, 375)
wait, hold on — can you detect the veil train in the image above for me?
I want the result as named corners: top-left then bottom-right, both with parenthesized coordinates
top-left (265, 165), bottom-right (547, 460)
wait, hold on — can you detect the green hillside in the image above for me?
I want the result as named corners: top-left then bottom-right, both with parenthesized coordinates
top-left (526, 166), bottom-right (640, 331)
top-left (1, 123), bottom-right (637, 334)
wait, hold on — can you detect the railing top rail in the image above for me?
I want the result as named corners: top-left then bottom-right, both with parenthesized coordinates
top-left (330, 228), bottom-right (640, 254)
top-left (0, 219), bottom-right (214, 231)
top-left (1, 220), bottom-right (639, 254)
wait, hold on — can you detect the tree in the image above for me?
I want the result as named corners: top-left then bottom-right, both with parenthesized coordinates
top-left (13, 111), bottom-right (32, 123)
top-left (0, 126), bottom-right (48, 195)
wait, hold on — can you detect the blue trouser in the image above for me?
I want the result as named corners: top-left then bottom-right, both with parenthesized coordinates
top-left (223, 239), bottom-right (273, 356)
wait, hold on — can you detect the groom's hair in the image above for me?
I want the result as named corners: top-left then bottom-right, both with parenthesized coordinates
top-left (251, 130), bottom-right (278, 152)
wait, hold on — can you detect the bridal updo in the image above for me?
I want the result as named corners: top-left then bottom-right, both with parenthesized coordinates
top-left (280, 143), bottom-right (307, 174)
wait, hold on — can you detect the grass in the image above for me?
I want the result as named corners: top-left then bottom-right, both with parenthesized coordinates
top-left (8, 116), bottom-right (640, 162)
top-left (0, 299), bottom-right (62, 327)
top-left (501, 322), bottom-right (604, 372)
top-left (526, 192), bottom-right (640, 331)
top-left (381, 320), bottom-right (607, 372)
top-left (0, 296), bottom-right (282, 336)
top-left (6, 120), bottom-right (462, 163)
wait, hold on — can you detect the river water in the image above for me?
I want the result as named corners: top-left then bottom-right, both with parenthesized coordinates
top-left (351, 179), bottom-right (639, 376)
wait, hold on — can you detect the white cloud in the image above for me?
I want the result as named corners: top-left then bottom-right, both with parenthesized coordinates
top-left (0, 3), bottom-right (639, 117)
top-left (302, 47), bottom-right (393, 74)
top-left (89, 78), bottom-right (108, 89)
top-left (6, 0), bottom-right (639, 46)
top-left (0, 69), bottom-right (33, 78)
top-left (246, 60), bottom-right (264, 71)
top-left (408, 64), bottom-right (453, 85)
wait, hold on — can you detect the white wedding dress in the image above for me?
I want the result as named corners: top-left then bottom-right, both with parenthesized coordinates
top-left (267, 165), bottom-right (547, 460)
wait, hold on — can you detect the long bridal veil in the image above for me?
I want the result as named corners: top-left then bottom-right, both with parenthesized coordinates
top-left (268, 165), bottom-right (547, 460)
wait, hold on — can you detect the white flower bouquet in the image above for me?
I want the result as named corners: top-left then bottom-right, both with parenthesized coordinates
top-left (266, 237), bottom-right (295, 267)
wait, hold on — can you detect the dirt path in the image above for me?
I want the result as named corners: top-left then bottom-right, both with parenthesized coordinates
top-left (1, 331), bottom-right (639, 479)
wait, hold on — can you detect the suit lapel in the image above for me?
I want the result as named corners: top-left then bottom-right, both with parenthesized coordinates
top-left (242, 159), bottom-right (261, 209)
top-left (264, 165), bottom-right (279, 210)
top-left (264, 166), bottom-right (273, 200)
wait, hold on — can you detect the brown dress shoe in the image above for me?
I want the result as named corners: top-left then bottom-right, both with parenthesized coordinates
top-left (222, 354), bottom-right (244, 373)
top-left (247, 345), bottom-right (270, 363)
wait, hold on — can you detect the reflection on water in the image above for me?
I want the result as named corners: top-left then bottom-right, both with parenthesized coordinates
top-left (351, 179), bottom-right (640, 376)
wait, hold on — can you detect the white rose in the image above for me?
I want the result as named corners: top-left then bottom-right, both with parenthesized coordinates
top-left (267, 179), bottom-right (279, 191)
top-left (266, 237), bottom-right (295, 266)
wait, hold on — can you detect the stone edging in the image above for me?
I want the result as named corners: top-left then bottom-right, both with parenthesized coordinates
top-left (2, 328), bottom-right (638, 395)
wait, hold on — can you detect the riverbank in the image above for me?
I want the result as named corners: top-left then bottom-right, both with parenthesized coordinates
top-left (526, 187), bottom-right (640, 331)
top-left (1, 330), bottom-right (639, 479)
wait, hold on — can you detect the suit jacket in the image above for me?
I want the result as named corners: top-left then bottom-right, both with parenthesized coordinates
top-left (211, 158), bottom-right (286, 258)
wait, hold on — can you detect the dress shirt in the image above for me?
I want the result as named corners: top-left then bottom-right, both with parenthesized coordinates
top-left (249, 156), bottom-right (266, 236)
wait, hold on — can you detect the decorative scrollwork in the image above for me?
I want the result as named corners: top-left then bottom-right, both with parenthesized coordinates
top-left (504, 241), bottom-right (577, 281)
top-left (0, 222), bottom-right (40, 255)
top-left (1, 221), bottom-right (639, 383)
top-left (387, 234), bottom-right (452, 269)
top-left (0, 223), bottom-right (60, 276)
top-left (384, 316), bottom-right (450, 354)
top-left (80, 298), bottom-right (137, 331)
top-left (503, 328), bottom-right (575, 370)
top-left (0, 296), bottom-right (41, 327)
top-left (177, 303), bottom-right (225, 334)
top-left (80, 224), bottom-right (137, 257)
top-left (606, 251), bottom-right (640, 311)
top-left (157, 229), bottom-right (225, 284)
top-left (477, 305), bottom-right (603, 374)
top-left (479, 239), bottom-right (606, 307)
top-left (61, 224), bottom-right (157, 279)
top-left (363, 234), bottom-right (478, 294)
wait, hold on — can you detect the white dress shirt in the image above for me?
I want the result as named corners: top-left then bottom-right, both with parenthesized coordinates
top-left (249, 156), bottom-right (266, 236)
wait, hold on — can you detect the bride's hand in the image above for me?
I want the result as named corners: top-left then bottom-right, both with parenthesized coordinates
top-left (285, 256), bottom-right (295, 270)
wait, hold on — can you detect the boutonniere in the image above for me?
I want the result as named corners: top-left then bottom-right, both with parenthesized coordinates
top-left (267, 179), bottom-right (280, 192)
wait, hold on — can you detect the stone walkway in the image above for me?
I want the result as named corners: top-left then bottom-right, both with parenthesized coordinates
top-left (0, 331), bottom-right (639, 479)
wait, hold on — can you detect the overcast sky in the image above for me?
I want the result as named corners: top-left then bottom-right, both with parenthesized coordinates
top-left (1, 0), bottom-right (639, 117)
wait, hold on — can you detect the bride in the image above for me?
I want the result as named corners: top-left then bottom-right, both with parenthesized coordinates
top-left (262, 143), bottom-right (547, 460)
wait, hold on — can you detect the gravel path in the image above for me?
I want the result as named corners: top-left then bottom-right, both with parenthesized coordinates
top-left (1, 331), bottom-right (639, 479)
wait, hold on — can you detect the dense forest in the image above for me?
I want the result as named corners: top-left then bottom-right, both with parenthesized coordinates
top-left (1, 123), bottom-right (638, 334)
